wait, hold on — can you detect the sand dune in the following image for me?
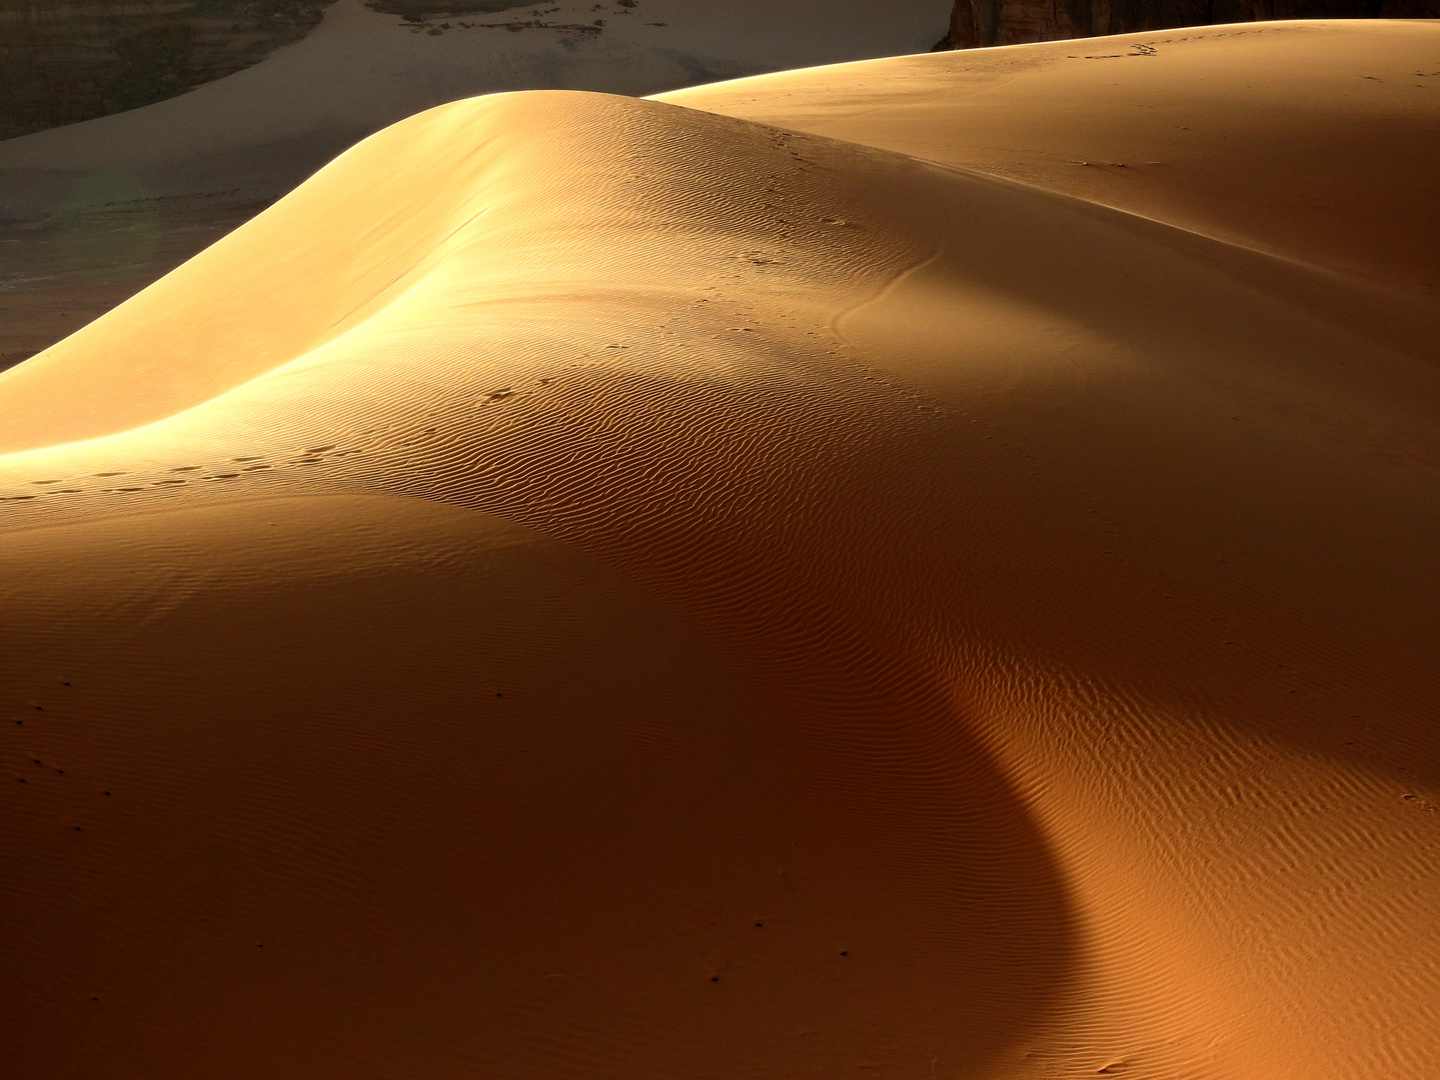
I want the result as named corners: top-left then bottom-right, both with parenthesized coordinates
top-left (3, 20), bottom-right (1440, 1080)
top-left (0, 0), bottom-right (952, 202)
top-left (0, 0), bottom-right (950, 372)
top-left (662, 19), bottom-right (1440, 321)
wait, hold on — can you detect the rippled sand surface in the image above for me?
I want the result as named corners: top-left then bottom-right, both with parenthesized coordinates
top-left (2, 20), bottom-right (1439, 1079)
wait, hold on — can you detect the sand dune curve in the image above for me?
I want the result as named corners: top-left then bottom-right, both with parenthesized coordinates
top-left (3, 23), bottom-right (1440, 1080)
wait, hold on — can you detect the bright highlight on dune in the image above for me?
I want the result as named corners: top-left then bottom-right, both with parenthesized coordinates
top-left (3, 19), bottom-right (1439, 1080)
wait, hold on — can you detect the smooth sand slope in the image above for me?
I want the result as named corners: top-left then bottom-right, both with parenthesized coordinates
top-left (0, 0), bottom-right (952, 204)
top-left (3, 19), bottom-right (1440, 1080)
top-left (0, 0), bottom-right (950, 369)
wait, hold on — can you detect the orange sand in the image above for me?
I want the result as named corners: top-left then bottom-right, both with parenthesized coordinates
top-left (3, 20), bottom-right (1439, 1080)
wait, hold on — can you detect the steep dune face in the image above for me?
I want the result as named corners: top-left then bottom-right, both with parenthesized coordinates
top-left (3, 24), bottom-right (1440, 1080)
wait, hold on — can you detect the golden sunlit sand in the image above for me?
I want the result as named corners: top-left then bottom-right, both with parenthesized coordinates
top-left (3, 19), bottom-right (1439, 1079)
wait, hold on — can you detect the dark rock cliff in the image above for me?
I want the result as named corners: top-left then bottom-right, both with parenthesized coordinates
top-left (0, 0), bottom-right (336, 140)
top-left (935, 0), bottom-right (1439, 49)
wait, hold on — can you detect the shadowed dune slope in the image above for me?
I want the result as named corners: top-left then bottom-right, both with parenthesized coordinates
top-left (3, 24), bottom-right (1440, 1080)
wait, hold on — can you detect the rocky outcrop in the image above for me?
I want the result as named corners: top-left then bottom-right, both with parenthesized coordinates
top-left (935, 0), bottom-right (1439, 48)
top-left (0, 1), bottom-right (335, 140)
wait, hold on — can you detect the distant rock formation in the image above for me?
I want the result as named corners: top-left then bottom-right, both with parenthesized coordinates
top-left (934, 0), bottom-right (1440, 48)
top-left (0, 1), bottom-right (336, 140)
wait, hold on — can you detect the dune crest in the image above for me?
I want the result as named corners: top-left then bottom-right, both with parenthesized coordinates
top-left (3, 22), bottom-right (1439, 1080)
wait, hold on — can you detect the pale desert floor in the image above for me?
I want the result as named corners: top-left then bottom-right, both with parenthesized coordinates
top-left (2, 18), bottom-right (1440, 1080)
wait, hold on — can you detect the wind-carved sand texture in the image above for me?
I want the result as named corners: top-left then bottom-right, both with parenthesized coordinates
top-left (2, 18), bottom-right (1440, 1080)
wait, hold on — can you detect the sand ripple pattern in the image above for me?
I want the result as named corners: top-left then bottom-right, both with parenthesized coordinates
top-left (3, 52), bottom-right (1440, 1080)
